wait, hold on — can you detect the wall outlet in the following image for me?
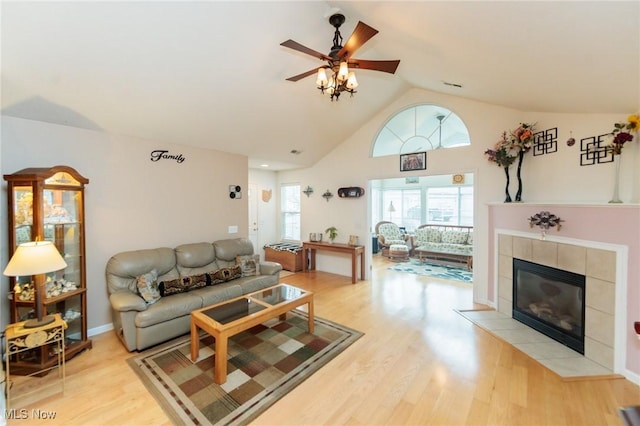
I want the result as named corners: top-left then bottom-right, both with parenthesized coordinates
top-left (228, 225), bottom-right (238, 234)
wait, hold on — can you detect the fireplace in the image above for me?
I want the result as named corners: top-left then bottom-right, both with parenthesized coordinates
top-left (512, 259), bottom-right (586, 354)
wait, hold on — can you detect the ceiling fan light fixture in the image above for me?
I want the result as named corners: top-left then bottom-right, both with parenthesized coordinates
top-left (346, 72), bottom-right (358, 90)
top-left (337, 62), bottom-right (349, 82)
top-left (282, 13), bottom-right (399, 102)
top-left (316, 68), bottom-right (328, 88)
top-left (326, 76), bottom-right (336, 95)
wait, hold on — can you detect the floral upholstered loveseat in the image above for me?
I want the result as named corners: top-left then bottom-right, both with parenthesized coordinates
top-left (375, 221), bottom-right (412, 257)
top-left (413, 224), bottom-right (473, 270)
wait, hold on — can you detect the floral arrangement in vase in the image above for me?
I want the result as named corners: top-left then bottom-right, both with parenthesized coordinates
top-left (605, 114), bottom-right (638, 155)
top-left (484, 123), bottom-right (536, 202)
top-left (603, 113), bottom-right (638, 203)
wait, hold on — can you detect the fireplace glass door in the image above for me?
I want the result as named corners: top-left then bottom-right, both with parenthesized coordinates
top-left (512, 259), bottom-right (585, 354)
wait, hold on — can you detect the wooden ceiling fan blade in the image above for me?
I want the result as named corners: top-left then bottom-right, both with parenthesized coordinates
top-left (285, 68), bottom-right (320, 82)
top-left (337, 21), bottom-right (379, 60)
top-left (349, 59), bottom-right (400, 74)
top-left (280, 39), bottom-right (332, 61)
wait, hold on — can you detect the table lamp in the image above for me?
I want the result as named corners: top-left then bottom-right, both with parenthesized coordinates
top-left (3, 241), bottom-right (67, 328)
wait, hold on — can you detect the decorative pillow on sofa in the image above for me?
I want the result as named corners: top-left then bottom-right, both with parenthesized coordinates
top-left (158, 273), bottom-right (210, 297)
top-left (235, 254), bottom-right (260, 277)
top-left (209, 265), bottom-right (243, 285)
top-left (187, 273), bottom-right (210, 291)
top-left (137, 269), bottom-right (161, 304)
top-left (158, 277), bottom-right (191, 297)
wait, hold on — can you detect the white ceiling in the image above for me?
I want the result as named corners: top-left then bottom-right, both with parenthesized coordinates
top-left (2, 1), bottom-right (638, 170)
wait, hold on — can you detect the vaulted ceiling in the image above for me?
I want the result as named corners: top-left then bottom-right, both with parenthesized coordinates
top-left (2, 1), bottom-right (638, 170)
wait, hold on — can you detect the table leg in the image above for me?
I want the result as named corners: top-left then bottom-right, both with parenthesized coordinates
top-left (309, 249), bottom-right (316, 270)
top-left (214, 335), bottom-right (228, 385)
top-left (360, 251), bottom-right (365, 281)
top-left (351, 252), bottom-right (357, 283)
top-left (190, 319), bottom-right (199, 361)
top-left (302, 248), bottom-right (307, 272)
top-left (307, 299), bottom-right (315, 333)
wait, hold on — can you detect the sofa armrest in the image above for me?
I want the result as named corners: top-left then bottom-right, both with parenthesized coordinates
top-left (109, 291), bottom-right (147, 312)
top-left (260, 261), bottom-right (283, 276)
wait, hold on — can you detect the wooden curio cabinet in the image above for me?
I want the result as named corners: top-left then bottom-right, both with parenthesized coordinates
top-left (4, 165), bottom-right (92, 374)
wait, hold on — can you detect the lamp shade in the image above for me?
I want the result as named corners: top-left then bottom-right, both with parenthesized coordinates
top-left (3, 241), bottom-right (67, 277)
top-left (388, 201), bottom-right (396, 213)
top-left (316, 68), bottom-right (328, 87)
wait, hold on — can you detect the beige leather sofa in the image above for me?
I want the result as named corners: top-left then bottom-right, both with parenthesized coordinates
top-left (106, 238), bottom-right (282, 351)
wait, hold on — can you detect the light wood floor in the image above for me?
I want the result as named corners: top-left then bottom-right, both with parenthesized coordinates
top-left (7, 256), bottom-right (640, 425)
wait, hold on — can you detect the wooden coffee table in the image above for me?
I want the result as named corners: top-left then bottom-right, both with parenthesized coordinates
top-left (190, 283), bottom-right (314, 384)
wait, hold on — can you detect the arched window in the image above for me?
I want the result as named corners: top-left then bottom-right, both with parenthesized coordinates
top-left (372, 105), bottom-right (470, 157)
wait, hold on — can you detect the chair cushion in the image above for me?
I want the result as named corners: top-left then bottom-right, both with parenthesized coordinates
top-left (378, 223), bottom-right (404, 241)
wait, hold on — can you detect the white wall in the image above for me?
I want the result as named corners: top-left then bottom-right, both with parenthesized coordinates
top-left (1, 116), bottom-right (250, 331)
top-left (278, 87), bottom-right (637, 304)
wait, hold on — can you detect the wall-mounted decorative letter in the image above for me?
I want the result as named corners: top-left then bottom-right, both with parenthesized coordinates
top-left (322, 190), bottom-right (333, 202)
top-left (528, 211), bottom-right (563, 240)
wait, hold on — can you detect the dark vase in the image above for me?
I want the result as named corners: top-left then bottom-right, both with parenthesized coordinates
top-left (515, 151), bottom-right (524, 202)
top-left (504, 166), bottom-right (512, 203)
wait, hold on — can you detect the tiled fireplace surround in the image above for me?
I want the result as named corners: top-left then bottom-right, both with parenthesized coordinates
top-left (495, 232), bottom-right (619, 372)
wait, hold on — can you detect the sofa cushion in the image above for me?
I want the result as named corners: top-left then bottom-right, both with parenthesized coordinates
top-left (214, 238), bottom-right (254, 262)
top-left (175, 242), bottom-right (219, 276)
top-left (441, 230), bottom-right (468, 245)
top-left (106, 247), bottom-right (178, 294)
top-left (136, 269), bottom-right (161, 305)
top-left (234, 275), bottom-right (280, 294)
top-left (191, 281), bottom-right (244, 307)
top-left (236, 254), bottom-right (260, 277)
top-left (134, 292), bottom-right (203, 328)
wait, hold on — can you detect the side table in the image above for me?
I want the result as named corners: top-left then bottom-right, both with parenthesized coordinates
top-left (4, 313), bottom-right (67, 407)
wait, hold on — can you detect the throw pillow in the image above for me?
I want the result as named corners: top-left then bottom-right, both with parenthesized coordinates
top-left (235, 254), bottom-right (260, 277)
top-left (158, 277), bottom-right (190, 297)
top-left (187, 273), bottom-right (210, 291)
top-left (136, 269), bottom-right (161, 305)
top-left (209, 265), bottom-right (242, 284)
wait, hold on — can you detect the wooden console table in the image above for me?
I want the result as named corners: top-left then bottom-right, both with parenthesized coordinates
top-left (302, 241), bottom-right (365, 284)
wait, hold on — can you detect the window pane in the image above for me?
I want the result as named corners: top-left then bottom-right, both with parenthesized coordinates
top-left (281, 184), bottom-right (300, 240)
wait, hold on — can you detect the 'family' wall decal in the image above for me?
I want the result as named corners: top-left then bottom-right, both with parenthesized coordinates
top-left (150, 150), bottom-right (186, 163)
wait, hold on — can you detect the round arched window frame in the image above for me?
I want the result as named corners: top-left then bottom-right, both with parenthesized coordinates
top-left (371, 104), bottom-right (471, 157)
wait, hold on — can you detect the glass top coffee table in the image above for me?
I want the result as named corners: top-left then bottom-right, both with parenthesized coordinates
top-left (190, 283), bottom-right (314, 384)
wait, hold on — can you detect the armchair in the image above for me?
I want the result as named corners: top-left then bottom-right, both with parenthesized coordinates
top-left (375, 221), bottom-right (411, 257)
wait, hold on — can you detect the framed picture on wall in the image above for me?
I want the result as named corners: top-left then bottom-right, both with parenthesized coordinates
top-left (400, 152), bottom-right (426, 172)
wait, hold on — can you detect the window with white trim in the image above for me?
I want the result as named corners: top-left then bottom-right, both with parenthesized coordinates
top-left (281, 184), bottom-right (300, 241)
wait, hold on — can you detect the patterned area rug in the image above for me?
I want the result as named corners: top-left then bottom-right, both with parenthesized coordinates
top-left (388, 259), bottom-right (473, 283)
top-left (127, 312), bottom-right (363, 425)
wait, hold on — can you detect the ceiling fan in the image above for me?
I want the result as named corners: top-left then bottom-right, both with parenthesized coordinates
top-left (280, 13), bottom-right (400, 101)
